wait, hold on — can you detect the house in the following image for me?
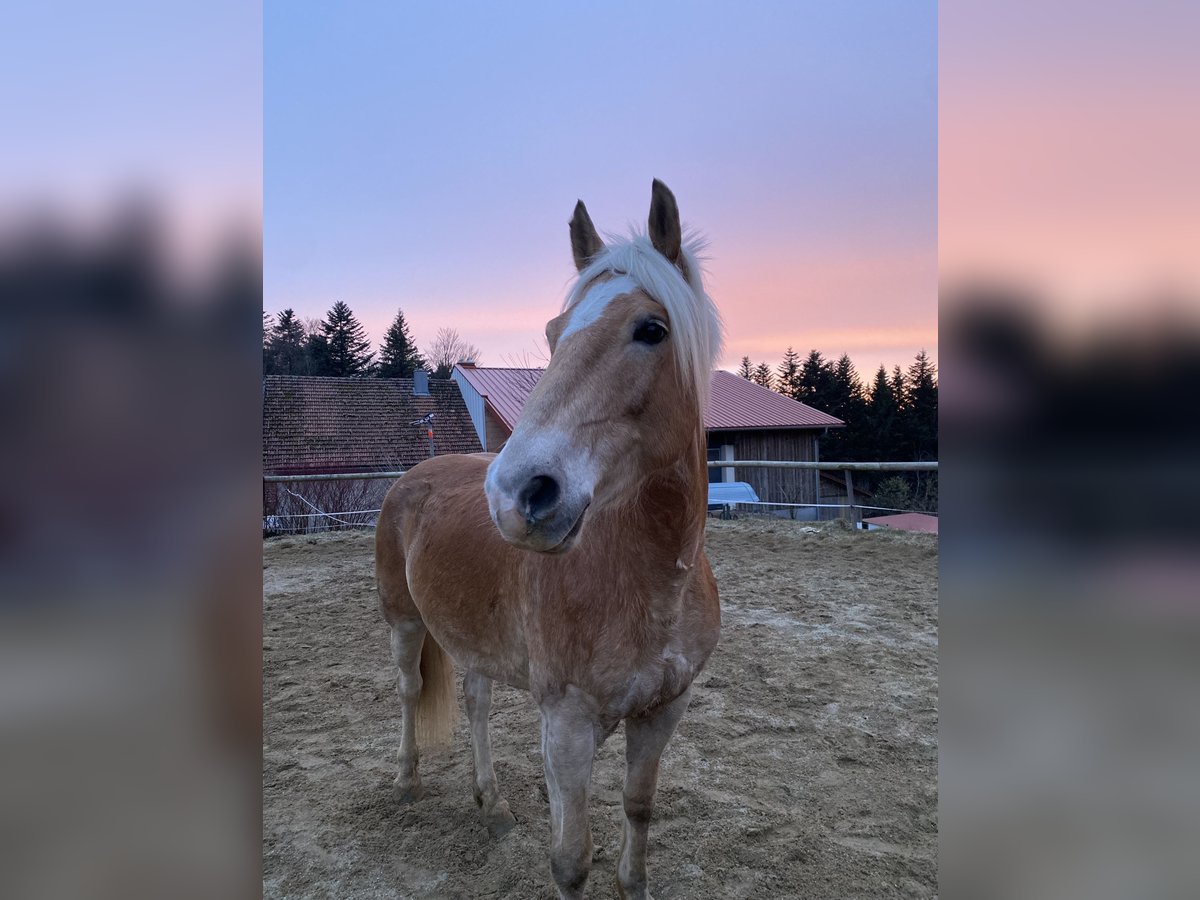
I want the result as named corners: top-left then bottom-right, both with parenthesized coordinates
top-left (262, 373), bottom-right (482, 476)
top-left (262, 374), bottom-right (482, 531)
top-left (452, 364), bottom-right (843, 506)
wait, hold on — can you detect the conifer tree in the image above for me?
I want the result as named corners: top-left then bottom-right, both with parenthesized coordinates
top-left (890, 365), bottom-right (908, 412)
top-left (822, 353), bottom-right (868, 460)
top-left (751, 361), bottom-right (774, 389)
top-left (737, 356), bottom-right (753, 380)
top-left (266, 308), bottom-right (309, 375)
top-left (866, 364), bottom-right (899, 460)
top-left (905, 349), bottom-right (938, 460)
top-left (263, 311), bottom-right (273, 373)
top-left (776, 347), bottom-right (802, 398)
top-left (377, 307), bottom-right (426, 378)
top-left (313, 300), bottom-right (375, 377)
top-left (796, 350), bottom-right (835, 408)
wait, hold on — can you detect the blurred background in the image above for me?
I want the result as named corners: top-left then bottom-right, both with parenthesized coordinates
top-left (2, 1), bottom-right (1198, 898)
top-left (941, 1), bottom-right (1200, 897)
top-left (1, 2), bottom-right (261, 898)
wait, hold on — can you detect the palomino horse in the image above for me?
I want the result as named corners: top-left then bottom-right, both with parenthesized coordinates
top-left (376, 180), bottom-right (723, 899)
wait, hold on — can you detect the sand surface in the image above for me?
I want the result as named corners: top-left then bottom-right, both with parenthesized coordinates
top-left (264, 518), bottom-right (938, 898)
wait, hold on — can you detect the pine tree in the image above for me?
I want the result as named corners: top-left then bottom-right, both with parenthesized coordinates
top-left (737, 356), bottom-right (753, 380)
top-left (822, 353), bottom-right (868, 460)
top-left (751, 361), bottom-right (774, 389)
top-left (890, 364), bottom-right (908, 410)
top-left (262, 311), bottom-right (273, 373)
top-left (776, 347), bottom-right (801, 399)
top-left (831, 354), bottom-right (865, 414)
top-left (866, 365), bottom-right (899, 460)
top-left (266, 308), bottom-right (309, 375)
top-left (313, 301), bottom-right (375, 377)
top-left (796, 350), bottom-right (835, 408)
top-left (905, 349), bottom-right (938, 460)
top-left (377, 307), bottom-right (426, 378)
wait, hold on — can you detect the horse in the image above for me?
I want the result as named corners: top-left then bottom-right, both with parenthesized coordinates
top-left (375, 179), bottom-right (723, 899)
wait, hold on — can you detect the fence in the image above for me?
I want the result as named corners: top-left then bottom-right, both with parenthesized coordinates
top-left (262, 461), bottom-right (938, 535)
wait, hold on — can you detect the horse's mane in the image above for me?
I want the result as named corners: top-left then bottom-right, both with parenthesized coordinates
top-left (563, 232), bottom-right (724, 411)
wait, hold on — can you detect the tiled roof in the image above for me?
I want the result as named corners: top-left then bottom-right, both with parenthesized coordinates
top-left (262, 376), bottom-right (482, 475)
top-left (454, 366), bottom-right (844, 431)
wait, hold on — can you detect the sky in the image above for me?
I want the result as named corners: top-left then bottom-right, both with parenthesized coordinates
top-left (2, 1), bottom-right (261, 272)
top-left (940, 0), bottom-right (1200, 323)
top-left (265, 1), bottom-right (937, 378)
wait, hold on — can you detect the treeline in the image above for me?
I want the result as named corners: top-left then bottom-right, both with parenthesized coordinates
top-left (262, 301), bottom-right (480, 379)
top-left (739, 348), bottom-right (938, 511)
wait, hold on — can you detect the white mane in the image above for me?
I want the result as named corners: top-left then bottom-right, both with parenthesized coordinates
top-left (563, 232), bottom-right (724, 410)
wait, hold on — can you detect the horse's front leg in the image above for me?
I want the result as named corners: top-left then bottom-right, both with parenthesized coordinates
top-left (540, 696), bottom-right (598, 900)
top-left (464, 670), bottom-right (516, 837)
top-left (618, 688), bottom-right (691, 900)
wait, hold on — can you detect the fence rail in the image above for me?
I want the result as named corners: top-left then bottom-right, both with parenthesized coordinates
top-left (263, 470), bottom-right (410, 483)
top-left (264, 461), bottom-right (937, 483)
top-left (704, 460), bottom-right (937, 472)
top-left (263, 460), bottom-right (936, 534)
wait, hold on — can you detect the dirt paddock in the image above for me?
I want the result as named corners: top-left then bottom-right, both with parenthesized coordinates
top-left (264, 517), bottom-right (938, 899)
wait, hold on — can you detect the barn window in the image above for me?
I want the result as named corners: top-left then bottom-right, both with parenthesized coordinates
top-left (706, 436), bottom-right (735, 483)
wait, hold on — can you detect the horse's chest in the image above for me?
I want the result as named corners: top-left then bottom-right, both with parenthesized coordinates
top-left (608, 645), bottom-right (698, 720)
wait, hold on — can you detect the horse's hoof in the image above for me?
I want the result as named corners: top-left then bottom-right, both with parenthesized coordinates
top-left (484, 803), bottom-right (517, 838)
top-left (616, 877), bottom-right (652, 900)
top-left (392, 777), bottom-right (424, 805)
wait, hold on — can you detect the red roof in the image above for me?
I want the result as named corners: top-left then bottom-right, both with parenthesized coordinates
top-left (862, 513), bottom-right (939, 534)
top-left (706, 370), bottom-right (843, 429)
top-left (454, 366), bottom-right (843, 431)
top-left (454, 367), bottom-right (540, 433)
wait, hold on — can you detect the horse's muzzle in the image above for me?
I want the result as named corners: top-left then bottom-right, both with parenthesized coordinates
top-left (486, 469), bottom-right (591, 553)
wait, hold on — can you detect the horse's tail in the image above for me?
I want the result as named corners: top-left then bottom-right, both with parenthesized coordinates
top-left (416, 632), bottom-right (457, 749)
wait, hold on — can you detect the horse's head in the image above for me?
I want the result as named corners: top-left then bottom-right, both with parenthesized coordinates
top-left (485, 180), bottom-right (722, 553)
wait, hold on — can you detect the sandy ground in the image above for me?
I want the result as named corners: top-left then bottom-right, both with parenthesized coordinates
top-left (263, 518), bottom-right (938, 899)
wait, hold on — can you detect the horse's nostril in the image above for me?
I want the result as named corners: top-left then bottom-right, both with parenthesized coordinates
top-left (519, 475), bottom-right (561, 524)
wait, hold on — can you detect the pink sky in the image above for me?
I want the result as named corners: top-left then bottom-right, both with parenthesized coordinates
top-left (267, 3), bottom-right (937, 382)
top-left (941, 1), bottom-right (1200, 323)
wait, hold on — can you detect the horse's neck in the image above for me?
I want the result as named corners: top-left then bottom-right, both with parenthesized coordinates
top-left (625, 427), bottom-right (709, 568)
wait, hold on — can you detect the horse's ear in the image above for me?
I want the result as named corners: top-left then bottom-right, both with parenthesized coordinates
top-left (570, 200), bottom-right (604, 272)
top-left (648, 179), bottom-right (682, 267)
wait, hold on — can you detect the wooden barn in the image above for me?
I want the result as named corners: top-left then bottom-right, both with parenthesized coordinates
top-left (452, 364), bottom-right (843, 507)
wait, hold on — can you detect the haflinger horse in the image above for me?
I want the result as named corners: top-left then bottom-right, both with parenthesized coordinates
top-left (376, 180), bottom-right (723, 899)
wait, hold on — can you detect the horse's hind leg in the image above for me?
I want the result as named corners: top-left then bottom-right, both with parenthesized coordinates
top-left (388, 618), bottom-right (427, 803)
top-left (617, 688), bottom-right (692, 900)
top-left (464, 670), bottom-right (517, 837)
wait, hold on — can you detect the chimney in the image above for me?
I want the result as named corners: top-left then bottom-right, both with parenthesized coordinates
top-left (413, 370), bottom-right (430, 396)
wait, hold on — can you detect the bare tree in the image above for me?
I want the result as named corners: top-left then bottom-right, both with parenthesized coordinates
top-left (425, 327), bottom-right (483, 377)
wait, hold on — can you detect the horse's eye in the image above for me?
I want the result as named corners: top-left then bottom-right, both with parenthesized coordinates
top-left (633, 319), bottom-right (668, 345)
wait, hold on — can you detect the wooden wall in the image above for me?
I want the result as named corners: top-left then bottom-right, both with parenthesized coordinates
top-left (710, 429), bottom-right (821, 504)
top-left (485, 408), bottom-right (512, 452)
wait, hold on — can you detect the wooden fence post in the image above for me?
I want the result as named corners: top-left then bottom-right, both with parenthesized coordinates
top-left (843, 470), bottom-right (860, 527)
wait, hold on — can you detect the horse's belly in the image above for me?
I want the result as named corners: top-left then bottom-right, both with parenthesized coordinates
top-left (432, 626), bottom-right (530, 691)
top-left (406, 541), bottom-right (530, 691)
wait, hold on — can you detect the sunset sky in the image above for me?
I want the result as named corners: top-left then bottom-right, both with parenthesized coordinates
top-left (265, 2), bottom-right (936, 377)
